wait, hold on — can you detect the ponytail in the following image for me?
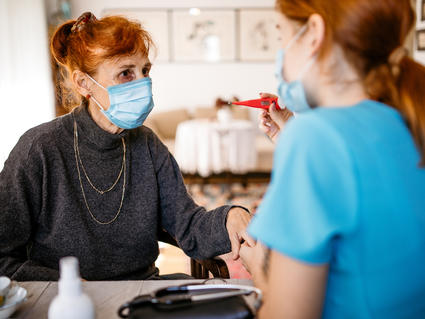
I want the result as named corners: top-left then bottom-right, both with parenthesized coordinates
top-left (50, 21), bottom-right (74, 66)
top-left (397, 57), bottom-right (425, 166)
top-left (364, 53), bottom-right (425, 166)
top-left (50, 20), bottom-right (80, 110)
top-left (364, 63), bottom-right (399, 112)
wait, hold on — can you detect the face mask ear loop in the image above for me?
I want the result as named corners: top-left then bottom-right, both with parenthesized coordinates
top-left (278, 24), bottom-right (309, 82)
top-left (90, 95), bottom-right (106, 111)
top-left (85, 73), bottom-right (107, 111)
top-left (86, 73), bottom-right (107, 90)
top-left (284, 24), bottom-right (308, 51)
top-left (287, 25), bottom-right (317, 81)
top-left (298, 54), bottom-right (317, 81)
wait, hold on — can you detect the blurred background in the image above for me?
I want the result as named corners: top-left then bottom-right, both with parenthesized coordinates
top-left (0, 0), bottom-right (421, 277)
top-left (0, 0), bottom-right (279, 168)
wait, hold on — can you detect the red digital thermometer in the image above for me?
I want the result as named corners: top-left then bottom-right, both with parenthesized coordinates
top-left (231, 97), bottom-right (281, 110)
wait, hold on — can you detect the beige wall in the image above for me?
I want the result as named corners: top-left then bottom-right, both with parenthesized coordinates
top-left (414, 0), bottom-right (425, 64)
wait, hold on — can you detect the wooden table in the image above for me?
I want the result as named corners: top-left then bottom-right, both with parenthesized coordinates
top-left (13, 279), bottom-right (253, 319)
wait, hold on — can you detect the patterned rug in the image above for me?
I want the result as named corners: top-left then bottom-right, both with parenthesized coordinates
top-left (187, 183), bottom-right (268, 213)
top-left (187, 183), bottom-right (269, 278)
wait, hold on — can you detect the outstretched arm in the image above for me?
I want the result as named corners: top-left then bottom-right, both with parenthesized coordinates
top-left (149, 130), bottom-right (252, 260)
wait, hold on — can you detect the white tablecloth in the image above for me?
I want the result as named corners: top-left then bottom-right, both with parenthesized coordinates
top-left (175, 119), bottom-right (257, 177)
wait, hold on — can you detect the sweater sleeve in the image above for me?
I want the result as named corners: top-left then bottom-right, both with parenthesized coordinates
top-left (0, 133), bottom-right (59, 281)
top-left (148, 131), bottom-right (233, 260)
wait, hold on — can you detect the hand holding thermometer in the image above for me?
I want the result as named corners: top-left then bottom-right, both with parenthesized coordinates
top-left (230, 97), bottom-right (281, 111)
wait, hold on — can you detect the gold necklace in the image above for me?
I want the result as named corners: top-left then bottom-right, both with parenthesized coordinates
top-left (73, 120), bottom-right (126, 225)
top-left (75, 129), bottom-right (124, 195)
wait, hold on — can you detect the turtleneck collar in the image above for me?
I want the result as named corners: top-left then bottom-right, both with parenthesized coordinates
top-left (72, 103), bottom-right (129, 151)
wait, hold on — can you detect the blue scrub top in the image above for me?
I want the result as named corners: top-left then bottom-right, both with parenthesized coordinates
top-left (248, 100), bottom-right (425, 318)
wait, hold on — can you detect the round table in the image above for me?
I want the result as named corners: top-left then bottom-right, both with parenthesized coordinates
top-left (174, 119), bottom-right (257, 177)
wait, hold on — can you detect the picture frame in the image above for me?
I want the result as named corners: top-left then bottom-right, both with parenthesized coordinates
top-left (102, 9), bottom-right (170, 62)
top-left (416, 29), bottom-right (425, 51)
top-left (171, 9), bottom-right (236, 62)
top-left (238, 9), bottom-right (280, 62)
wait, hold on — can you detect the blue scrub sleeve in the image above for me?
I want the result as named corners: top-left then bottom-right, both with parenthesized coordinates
top-left (249, 114), bottom-right (359, 264)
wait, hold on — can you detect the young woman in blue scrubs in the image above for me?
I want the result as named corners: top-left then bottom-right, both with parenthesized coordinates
top-left (241, 0), bottom-right (425, 318)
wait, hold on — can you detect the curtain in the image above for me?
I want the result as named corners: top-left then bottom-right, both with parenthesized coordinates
top-left (0, 0), bottom-right (54, 170)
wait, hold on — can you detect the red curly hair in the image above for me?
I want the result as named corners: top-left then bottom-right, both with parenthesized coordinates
top-left (50, 13), bottom-right (154, 110)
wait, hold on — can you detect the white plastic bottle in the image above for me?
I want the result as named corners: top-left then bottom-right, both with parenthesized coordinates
top-left (48, 256), bottom-right (95, 319)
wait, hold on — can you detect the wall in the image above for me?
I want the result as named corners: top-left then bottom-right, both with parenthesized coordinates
top-left (61, 0), bottom-right (423, 114)
top-left (0, 0), bottom-right (55, 170)
top-left (66, 0), bottom-right (277, 116)
top-left (414, 0), bottom-right (425, 64)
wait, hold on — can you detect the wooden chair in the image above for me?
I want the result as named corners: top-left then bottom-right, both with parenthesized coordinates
top-left (158, 229), bottom-right (230, 279)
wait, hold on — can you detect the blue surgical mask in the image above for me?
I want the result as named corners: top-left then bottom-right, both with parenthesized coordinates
top-left (276, 25), bottom-right (315, 113)
top-left (87, 75), bottom-right (154, 129)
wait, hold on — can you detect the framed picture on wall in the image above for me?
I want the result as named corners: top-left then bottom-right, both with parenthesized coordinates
top-left (416, 29), bottom-right (425, 51)
top-left (171, 9), bottom-right (236, 62)
top-left (238, 9), bottom-right (281, 62)
top-left (102, 9), bottom-right (170, 62)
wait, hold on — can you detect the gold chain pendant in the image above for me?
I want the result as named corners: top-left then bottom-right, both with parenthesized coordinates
top-left (73, 119), bottom-right (126, 225)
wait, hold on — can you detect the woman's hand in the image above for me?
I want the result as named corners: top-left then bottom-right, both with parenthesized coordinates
top-left (226, 208), bottom-right (256, 260)
top-left (240, 242), bottom-right (270, 293)
top-left (239, 242), bottom-right (255, 273)
top-left (258, 93), bottom-right (293, 143)
top-left (240, 241), bottom-right (268, 275)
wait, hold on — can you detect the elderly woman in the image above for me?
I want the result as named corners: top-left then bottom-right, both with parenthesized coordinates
top-left (0, 12), bottom-right (253, 281)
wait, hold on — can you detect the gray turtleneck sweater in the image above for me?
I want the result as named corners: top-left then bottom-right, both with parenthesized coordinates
top-left (0, 105), bottom-right (234, 281)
